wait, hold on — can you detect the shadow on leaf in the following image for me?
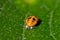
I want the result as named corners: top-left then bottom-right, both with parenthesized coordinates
top-left (34, 19), bottom-right (42, 29)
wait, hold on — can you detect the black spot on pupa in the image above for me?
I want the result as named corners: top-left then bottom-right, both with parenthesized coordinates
top-left (33, 18), bottom-right (35, 21)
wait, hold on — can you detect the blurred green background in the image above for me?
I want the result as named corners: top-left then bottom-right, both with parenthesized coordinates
top-left (0, 0), bottom-right (60, 40)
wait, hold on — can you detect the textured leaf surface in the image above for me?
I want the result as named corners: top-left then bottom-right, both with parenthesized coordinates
top-left (0, 0), bottom-right (60, 40)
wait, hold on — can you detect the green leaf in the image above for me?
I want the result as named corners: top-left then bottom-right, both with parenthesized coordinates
top-left (0, 0), bottom-right (60, 40)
